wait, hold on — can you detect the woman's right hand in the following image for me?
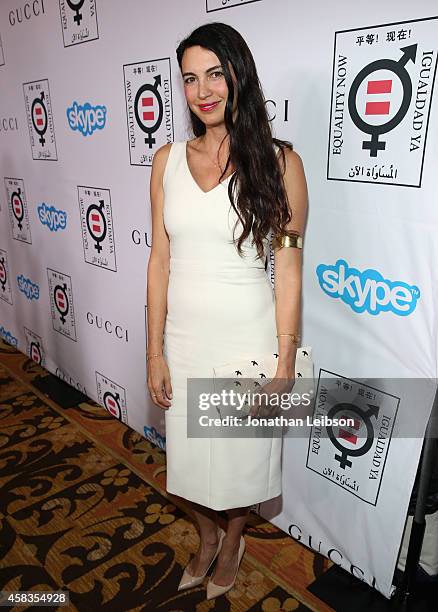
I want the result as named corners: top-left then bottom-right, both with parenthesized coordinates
top-left (147, 356), bottom-right (173, 409)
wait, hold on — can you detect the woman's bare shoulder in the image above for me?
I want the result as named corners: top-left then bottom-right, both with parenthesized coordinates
top-left (152, 142), bottom-right (173, 168)
top-left (283, 147), bottom-right (303, 169)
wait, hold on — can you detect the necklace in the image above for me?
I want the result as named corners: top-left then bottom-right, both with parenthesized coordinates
top-left (200, 136), bottom-right (228, 173)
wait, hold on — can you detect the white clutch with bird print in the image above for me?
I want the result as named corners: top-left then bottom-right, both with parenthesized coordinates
top-left (212, 347), bottom-right (314, 419)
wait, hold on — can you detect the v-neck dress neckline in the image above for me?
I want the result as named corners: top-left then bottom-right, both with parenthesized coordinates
top-left (184, 140), bottom-right (235, 195)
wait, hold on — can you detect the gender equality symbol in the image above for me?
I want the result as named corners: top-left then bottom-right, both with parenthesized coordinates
top-left (0, 256), bottom-right (7, 292)
top-left (86, 200), bottom-right (107, 254)
top-left (103, 391), bottom-right (121, 419)
top-left (29, 341), bottom-right (42, 364)
top-left (11, 188), bottom-right (24, 230)
top-left (135, 75), bottom-right (163, 149)
top-left (348, 44), bottom-right (417, 157)
top-left (31, 91), bottom-right (48, 147)
top-left (66, 0), bottom-right (85, 26)
top-left (326, 401), bottom-right (380, 469)
top-left (54, 283), bottom-right (70, 324)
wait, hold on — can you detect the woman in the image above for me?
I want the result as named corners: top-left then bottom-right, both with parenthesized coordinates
top-left (147, 22), bottom-right (308, 600)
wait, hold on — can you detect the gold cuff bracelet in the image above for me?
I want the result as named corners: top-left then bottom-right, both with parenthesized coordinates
top-left (272, 233), bottom-right (303, 250)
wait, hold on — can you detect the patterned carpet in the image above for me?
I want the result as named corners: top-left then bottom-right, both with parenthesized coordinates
top-left (0, 338), bottom-right (333, 611)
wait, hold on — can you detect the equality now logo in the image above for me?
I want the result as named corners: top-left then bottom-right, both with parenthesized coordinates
top-left (316, 259), bottom-right (420, 316)
top-left (66, 101), bottom-right (107, 136)
top-left (38, 203), bottom-right (67, 232)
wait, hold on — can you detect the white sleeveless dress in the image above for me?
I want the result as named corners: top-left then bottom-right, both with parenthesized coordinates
top-left (162, 140), bottom-right (282, 510)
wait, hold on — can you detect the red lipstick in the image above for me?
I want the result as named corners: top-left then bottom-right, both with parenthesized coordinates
top-left (198, 101), bottom-right (220, 112)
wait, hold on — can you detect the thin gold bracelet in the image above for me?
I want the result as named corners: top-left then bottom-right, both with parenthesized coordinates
top-left (277, 333), bottom-right (301, 345)
top-left (146, 353), bottom-right (163, 361)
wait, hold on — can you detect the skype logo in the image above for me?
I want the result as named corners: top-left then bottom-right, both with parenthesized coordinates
top-left (38, 203), bottom-right (67, 232)
top-left (17, 274), bottom-right (39, 301)
top-left (66, 101), bottom-right (107, 136)
top-left (316, 259), bottom-right (420, 316)
top-left (0, 326), bottom-right (18, 347)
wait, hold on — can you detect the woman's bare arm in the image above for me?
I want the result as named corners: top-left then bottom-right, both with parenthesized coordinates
top-left (146, 143), bottom-right (172, 407)
top-left (274, 148), bottom-right (309, 378)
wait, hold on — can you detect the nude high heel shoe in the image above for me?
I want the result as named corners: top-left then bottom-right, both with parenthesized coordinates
top-left (177, 527), bottom-right (226, 591)
top-left (206, 535), bottom-right (245, 600)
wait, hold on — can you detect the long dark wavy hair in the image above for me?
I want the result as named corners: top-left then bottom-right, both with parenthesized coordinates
top-left (176, 22), bottom-right (294, 261)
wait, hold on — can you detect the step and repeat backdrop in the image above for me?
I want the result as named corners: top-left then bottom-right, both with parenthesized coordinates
top-left (0, 0), bottom-right (437, 600)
